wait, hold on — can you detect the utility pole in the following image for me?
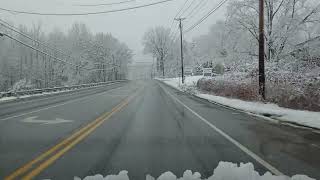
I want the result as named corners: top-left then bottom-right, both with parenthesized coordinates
top-left (175, 18), bottom-right (186, 84)
top-left (259, 0), bottom-right (266, 99)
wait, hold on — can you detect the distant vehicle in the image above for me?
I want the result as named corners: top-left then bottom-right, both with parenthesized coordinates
top-left (192, 66), bottom-right (203, 75)
top-left (211, 72), bottom-right (219, 77)
top-left (184, 67), bottom-right (193, 76)
top-left (203, 68), bottom-right (213, 77)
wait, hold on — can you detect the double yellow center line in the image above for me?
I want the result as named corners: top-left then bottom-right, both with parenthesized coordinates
top-left (5, 89), bottom-right (140, 180)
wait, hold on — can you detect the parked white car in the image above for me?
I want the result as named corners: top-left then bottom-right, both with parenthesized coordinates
top-left (184, 67), bottom-right (193, 76)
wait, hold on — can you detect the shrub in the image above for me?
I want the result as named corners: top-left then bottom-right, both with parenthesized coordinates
top-left (197, 73), bottom-right (320, 111)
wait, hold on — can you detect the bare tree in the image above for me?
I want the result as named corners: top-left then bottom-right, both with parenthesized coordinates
top-left (142, 26), bottom-right (172, 77)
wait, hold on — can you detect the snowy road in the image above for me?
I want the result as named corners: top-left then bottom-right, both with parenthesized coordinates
top-left (0, 80), bottom-right (319, 179)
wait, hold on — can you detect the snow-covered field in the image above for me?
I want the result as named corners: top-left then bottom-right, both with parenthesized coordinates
top-left (76, 162), bottom-right (314, 180)
top-left (160, 76), bottom-right (320, 130)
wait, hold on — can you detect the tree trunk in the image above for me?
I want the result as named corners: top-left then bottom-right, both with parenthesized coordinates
top-left (161, 56), bottom-right (165, 77)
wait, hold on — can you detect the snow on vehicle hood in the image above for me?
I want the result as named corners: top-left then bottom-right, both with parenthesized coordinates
top-left (75, 162), bottom-right (315, 180)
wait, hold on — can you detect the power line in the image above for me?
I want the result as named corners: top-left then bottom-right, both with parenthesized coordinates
top-left (74, 0), bottom-right (136, 7)
top-left (184, 0), bottom-right (227, 33)
top-left (184, 0), bottom-right (208, 19)
top-left (0, 0), bottom-right (175, 16)
top-left (0, 32), bottom-right (86, 69)
top-left (174, 0), bottom-right (190, 19)
top-left (0, 19), bottom-right (125, 78)
top-left (188, 0), bottom-right (209, 21)
top-left (168, 0), bottom-right (190, 37)
top-left (184, 0), bottom-right (228, 34)
top-left (0, 19), bottom-right (85, 63)
top-left (0, 20), bottom-right (129, 72)
top-left (179, 0), bottom-right (197, 18)
top-left (0, 19), bottom-right (92, 72)
top-left (168, 0), bottom-right (198, 39)
top-left (183, 0), bottom-right (208, 28)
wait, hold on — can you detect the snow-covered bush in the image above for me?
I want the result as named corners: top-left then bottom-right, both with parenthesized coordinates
top-left (197, 73), bottom-right (259, 101)
top-left (179, 82), bottom-right (197, 95)
top-left (197, 66), bottom-right (320, 111)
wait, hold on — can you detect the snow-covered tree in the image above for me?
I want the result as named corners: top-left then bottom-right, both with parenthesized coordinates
top-left (142, 26), bottom-right (173, 77)
top-left (0, 22), bottom-right (132, 91)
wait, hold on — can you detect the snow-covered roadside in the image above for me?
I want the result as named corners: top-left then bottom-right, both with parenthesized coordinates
top-left (158, 76), bottom-right (205, 88)
top-left (76, 162), bottom-right (314, 180)
top-left (159, 76), bottom-right (320, 130)
top-left (0, 82), bottom-right (119, 103)
top-left (0, 89), bottom-right (75, 103)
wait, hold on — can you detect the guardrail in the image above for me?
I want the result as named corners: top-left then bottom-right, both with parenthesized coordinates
top-left (0, 80), bottom-right (128, 99)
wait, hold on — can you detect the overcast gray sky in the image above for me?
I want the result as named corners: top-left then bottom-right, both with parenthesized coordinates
top-left (0, 0), bottom-right (226, 62)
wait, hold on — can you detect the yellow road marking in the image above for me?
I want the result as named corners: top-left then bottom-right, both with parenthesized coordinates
top-left (5, 88), bottom-right (140, 180)
top-left (22, 99), bottom-right (130, 180)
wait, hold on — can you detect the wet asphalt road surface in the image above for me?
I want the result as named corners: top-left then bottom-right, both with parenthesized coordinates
top-left (0, 80), bottom-right (319, 180)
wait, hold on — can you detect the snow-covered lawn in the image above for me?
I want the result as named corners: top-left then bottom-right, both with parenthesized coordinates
top-left (159, 76), bottom-right (320, 130)
top-left (77, 162), bottom-right (314, 180)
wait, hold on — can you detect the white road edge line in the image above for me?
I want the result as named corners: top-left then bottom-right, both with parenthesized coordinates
top-left (0, 83), bottom-right (124, 121)
top-left (159, 82), bottom-right (284, 176)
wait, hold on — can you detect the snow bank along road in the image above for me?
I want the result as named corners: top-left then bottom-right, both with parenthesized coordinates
top-left (0, 80), bottom-right (319, 179)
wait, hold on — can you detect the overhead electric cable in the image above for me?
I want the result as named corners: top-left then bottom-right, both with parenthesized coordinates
top-left (169, 0), bottom-right (190, 39)
top-left (0, 19), bottom-right (92, 71)
top-left (179, 0), bottom-right (197, 17)
top-left (184, 0), bottom-right (228, 34)
top-left (74, 0), bottom-right (135, 7)
top-left (174, 0), bottom-right (190, 18)
top-left (0, 19), bottom-right (75, 59)
top-left (0, 0), bottom-right (175, 16)
top-left (187, 0), bottom-right (209, 20)
top-left (0, 32), bottom-right (86, 69)
top-left (184, 0), bottom-right (206, 18)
